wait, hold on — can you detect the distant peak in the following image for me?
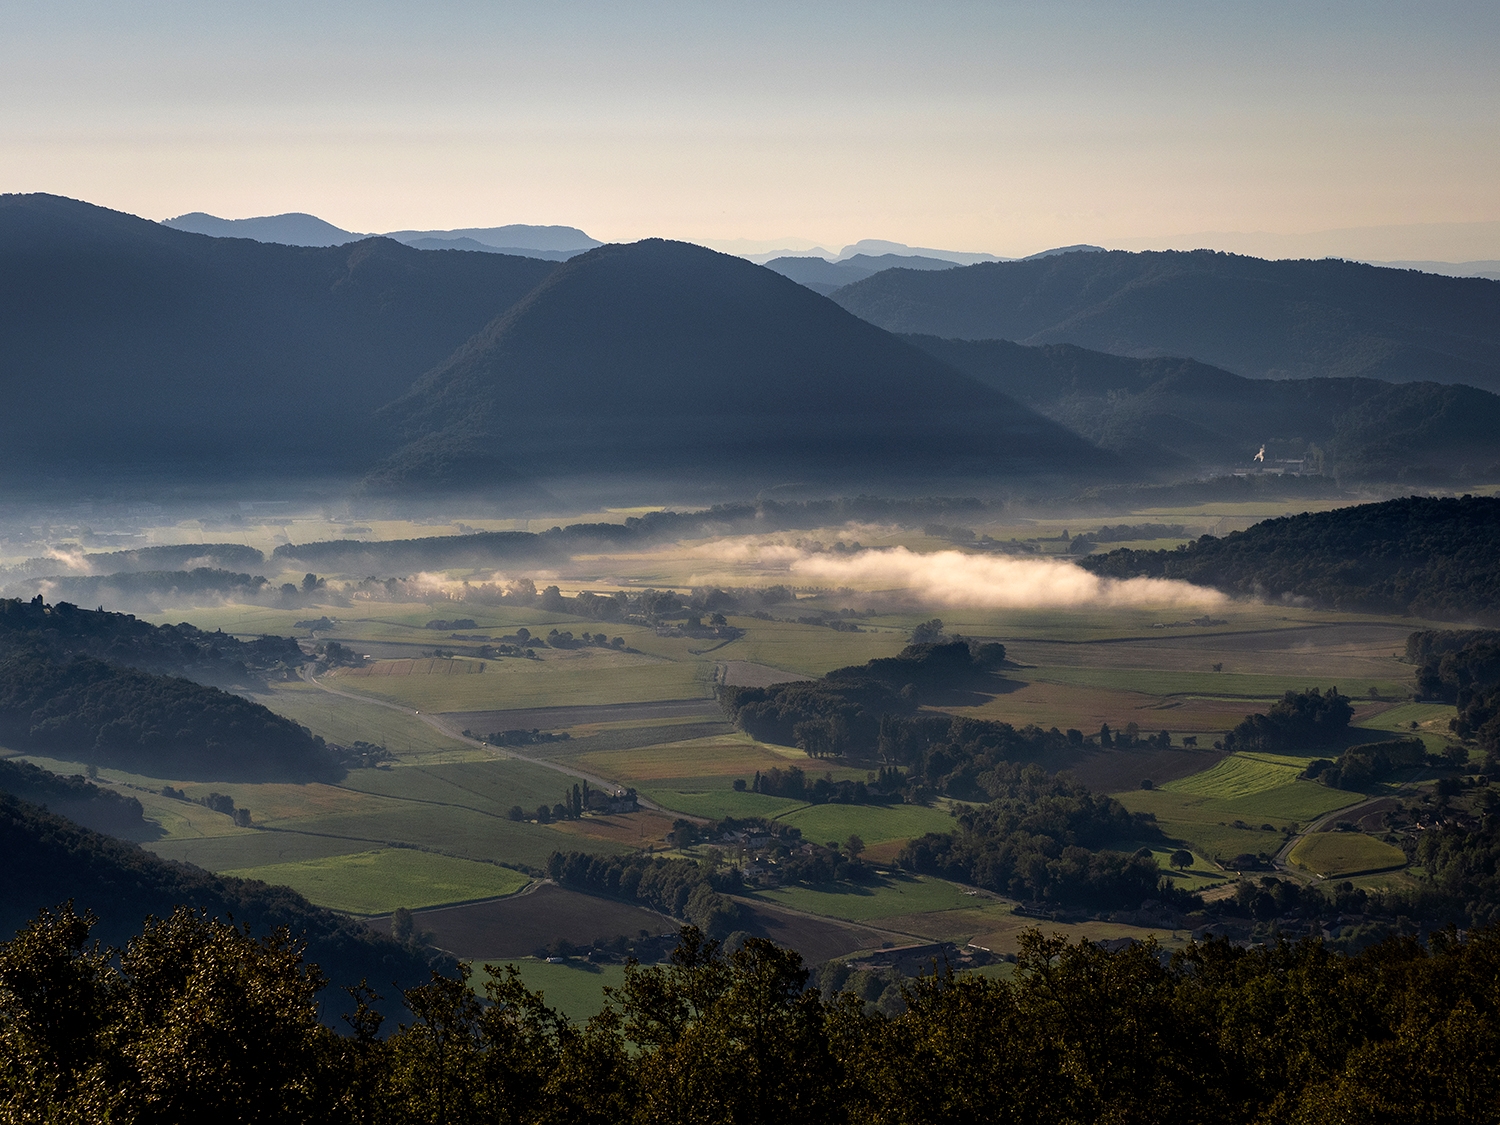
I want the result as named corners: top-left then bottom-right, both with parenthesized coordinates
top-left (834, 239), bottom-right (1008, 267)
top-left (1020, 244), bottom-right (1107, 260)
top-left (161, 211), bottom-right (361, 247)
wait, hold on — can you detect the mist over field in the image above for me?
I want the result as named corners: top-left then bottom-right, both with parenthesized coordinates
top-left (690, 538), bottom-right (1226, 610)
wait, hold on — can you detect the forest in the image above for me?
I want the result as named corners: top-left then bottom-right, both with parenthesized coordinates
top-left (898, 768), bottom-right (1169, 909)
top-left (1079, 494), bottom-right (1500, 621)
top-left (5, 905), bottom-right (1500, 1124)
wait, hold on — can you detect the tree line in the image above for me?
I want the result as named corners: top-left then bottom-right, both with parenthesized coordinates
top-left (1412, 628), bottom-right (1500, 764)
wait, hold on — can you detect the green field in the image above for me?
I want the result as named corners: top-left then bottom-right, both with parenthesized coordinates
top-left (1116, 780), bottom-right (1360, 862)
top-left (1288, 832), bottom-right (1408, 877)
top-left (642, 786), bottom-right (807, 820)
top-left (1164, 754), bottom-right (1305, 799)
top-left (776, 802), bottom-right (959, 847)
top-left (327, 650), bottom-right (707, 712)
top-left (578, 735), bottom-right (804, 783)
top-left (249, 681), bottom-right (482, 761)
top-left (340, 759), bottom-right (573, 815)
top-left (1026, 665), bottom-right (1407, 700)
top-left (718, 618), bottom-right (904, 676)
top-left (473, 960), bottom-right (628, 1024)
top-left (224, 848), bottom-right (531, 914)
top-left (751, 873), bottom-right (985, 922)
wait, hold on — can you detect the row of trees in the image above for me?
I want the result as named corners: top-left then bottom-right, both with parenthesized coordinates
top-left (8, 905), bottom-right (1500, 1123)
top-left (547, 851), bottom-right (743, 938)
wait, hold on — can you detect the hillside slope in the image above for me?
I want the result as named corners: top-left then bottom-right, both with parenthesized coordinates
top-left (0, 194), bottom-right (555, 477)
top-left (372, 239), bottom-right (1120, 492)
top-left (909, 335), bottom-right (1500, 482)
top-left (834, 250), bottom-right (1500, 391)
top-left (1079, 495), bottom-right (1500, 622)
top-left (0, 791), bottom-right (438, 1013)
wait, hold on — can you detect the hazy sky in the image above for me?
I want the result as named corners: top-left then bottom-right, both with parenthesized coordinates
top-left (4, 1), bottom-right (1498, 258)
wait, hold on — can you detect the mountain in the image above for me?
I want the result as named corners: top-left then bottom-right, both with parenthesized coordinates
top-left (741, 239), bottom-right (1005, 266)
top-left (1079, 495), bottom-right (1500, 623)
top-left (1367, 260), bottom-right (1500, 281)
top-left (163, 211), bottom-right (600, 260)
top-left (907, 335), bottom-right (1500, 483)
top-left (369, 239), bottom-right (1121, 492)
top-left (831, 239), bottom-right (1006, 266)
top-left (162, 210), bottom-right (360, 245)
top-left (393, 237), bottom-right (584, 260)
top-left (832, 249), bottom-right (1500, 392)
top-left (383, 223), bottom-right (600, 254)
top-left (0, 194), bottom-right (556, 480)
top-left (764, 253), bottom-right (960, 295)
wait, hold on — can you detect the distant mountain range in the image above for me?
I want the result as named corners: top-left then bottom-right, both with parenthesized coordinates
top-left (162, 211), bottom-right (601, 259)
top-left (7, 194), bottom-right (1500, 496)
top-left (833, 249), bottom-right (1500, 392)
top-left (764, 253), bottom-right (962, 295)
top-left (765, 244), bottom-right (1109, 296)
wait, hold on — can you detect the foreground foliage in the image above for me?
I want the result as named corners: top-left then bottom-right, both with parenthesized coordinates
top-left (6, 906), bottom-right (1500, 1124)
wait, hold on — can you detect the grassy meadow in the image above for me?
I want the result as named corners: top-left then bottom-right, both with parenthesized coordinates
top-left (1288, 833), bottom-right (1409, 878)
top-left (224, 848), bottom-right (530, 915)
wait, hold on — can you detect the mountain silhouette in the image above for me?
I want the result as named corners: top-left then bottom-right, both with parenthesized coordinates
top-left (834, 249), bottom-right (1500, 392)
top-left (0, 194), bottom-right (556, 479)
top-left (370, 240), bottom-right (1120, 492)
top-left (161, 210), bottom-right (360, 246)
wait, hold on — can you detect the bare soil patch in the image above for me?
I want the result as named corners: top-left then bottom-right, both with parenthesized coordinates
top-left (1057, 747), bottom-right (1228, 793)
top-left (409, 884), bottom-right (674, 960)
top-left (549, 811), bottom-right (678, 848)
top-left (735, 900), bottom-right (890, 964)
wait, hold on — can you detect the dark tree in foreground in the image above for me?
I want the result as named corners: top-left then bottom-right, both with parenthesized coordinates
top-left (9, 906), bottom-right (1500, 1122)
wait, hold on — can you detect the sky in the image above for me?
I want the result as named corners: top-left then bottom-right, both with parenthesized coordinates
top-left (3, 1), bottom-right (1498, 259)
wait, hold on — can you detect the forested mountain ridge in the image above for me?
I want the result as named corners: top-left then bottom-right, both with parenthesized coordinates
top-left (908, 334), bottom-right (1500, 482)
top-left (368, 238), bottom-right (1122, 491)
top-left (0, 193), bottom-right (555, 477)
top-left (834, 249), bottom-right (1500, 391)
top-left (1079, 495), bottom-right (1500, 622)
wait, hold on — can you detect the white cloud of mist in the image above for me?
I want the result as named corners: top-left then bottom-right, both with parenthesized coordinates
top-left (695, 542), bottom-right (1224, 610)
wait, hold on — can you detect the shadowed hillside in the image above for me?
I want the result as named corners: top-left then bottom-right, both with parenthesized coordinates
top-left (834, 249), bottom-right (1500, 392)
top-left (0, 194), bottom-right (556, 478)
top-left (908, 335), bottom-right (1500, 482)
top-left (1080, 494), bottom-right (1500, 622)
top-left (370, 239), bottom-right (1121, 492)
